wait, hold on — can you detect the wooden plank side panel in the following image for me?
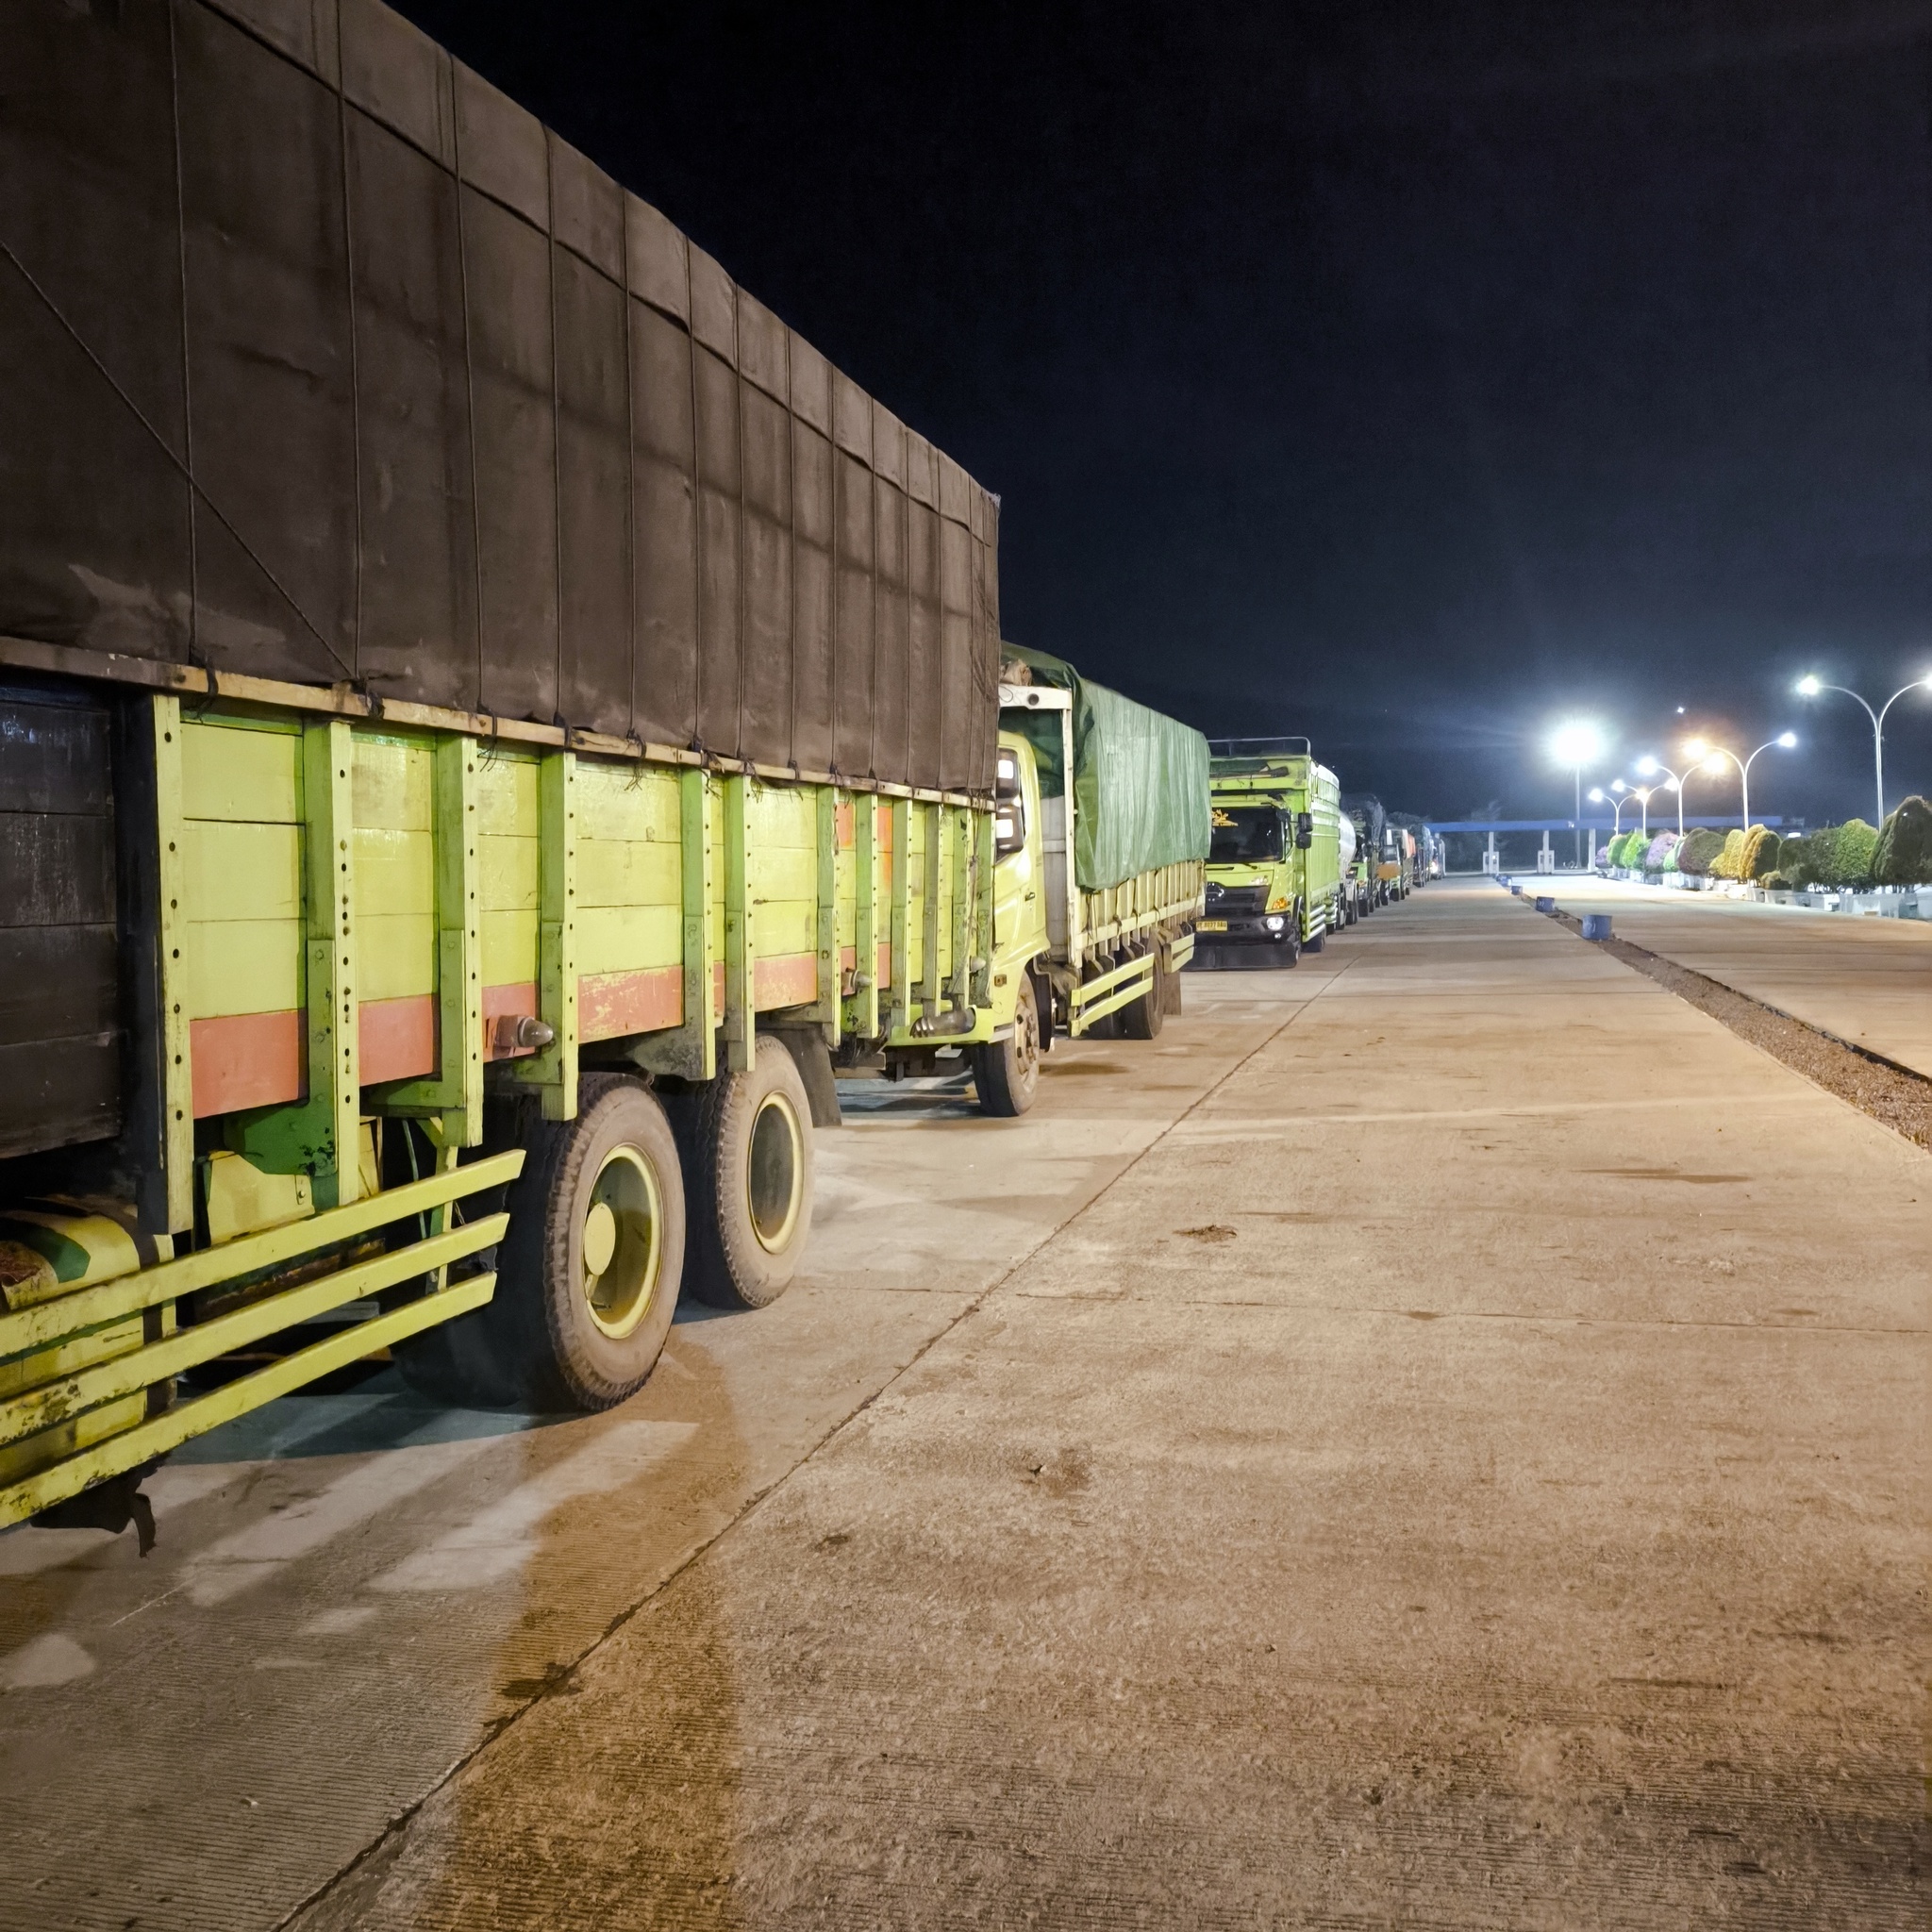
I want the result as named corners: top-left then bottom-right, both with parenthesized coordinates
top-left (0, 1034), bottom-right (120, 1158)
top-left (0, 699), bottom-right (114, 815)
top-left (0, 690), bottom-right (122, 1158)
top-left (0, 924), bottom-right (118, 1047)
top-left (0, 813), bottom-right (115, 926)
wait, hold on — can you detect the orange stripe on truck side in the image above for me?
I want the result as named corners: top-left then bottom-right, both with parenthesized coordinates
top-left (192, 997), bottom-right (437, 1115)
top-left (192, 960), bottom-right (828, 1116)
top-left (358, 994), bottom-right (437, 1085)
top-left (754, 954), bottom-right (818, 1011)
top-left (579, 966), bottom-right (681, 1041)
top-left (190, 1010), bottom-right (303, 1117)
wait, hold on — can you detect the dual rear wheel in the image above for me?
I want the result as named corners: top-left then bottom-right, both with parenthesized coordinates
top-left (396, 1041), bottom-right (814, 1413)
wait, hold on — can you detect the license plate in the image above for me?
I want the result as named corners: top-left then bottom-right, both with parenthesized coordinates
top-left (1198, 919), bottom-right (1227, 932)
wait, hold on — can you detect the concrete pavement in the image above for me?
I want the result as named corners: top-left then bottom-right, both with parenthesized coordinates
top-left (2, 883), bottom-right (1924, 1929)
top-left (1535, 875), bottom-right (1932, 1076)
top-left (0, 959), bottom-right (1317, 1932)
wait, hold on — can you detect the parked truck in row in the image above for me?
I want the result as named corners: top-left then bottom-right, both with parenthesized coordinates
top-left (1192, 742), bottom-right (1349, 968)
top-left (0, 0), bottom-right (1206, 1538)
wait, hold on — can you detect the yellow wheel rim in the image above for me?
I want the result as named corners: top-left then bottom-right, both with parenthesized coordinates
top-left (746, 1091), bottom-right (804, 1254)
top-left (581, 1145), bottom-right (663, 1340)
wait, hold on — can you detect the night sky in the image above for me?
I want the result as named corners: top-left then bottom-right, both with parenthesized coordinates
top-left (394, 0), bottom-right (1932, 828)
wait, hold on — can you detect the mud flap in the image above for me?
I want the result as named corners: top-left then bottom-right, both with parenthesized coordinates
top-left (769, 1028), bottom-right (842, 1126)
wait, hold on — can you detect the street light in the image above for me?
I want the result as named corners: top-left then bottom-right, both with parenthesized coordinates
top-left (1635, 758), bottom-right (1687, 837)
top-left (1682, 733), bottom-right (1797, 833)
top-left (1549, 721), bottom-right (1606, 869)
top-left (1588, 784), bottom-right (1641, 838)
top-left (1795, 674), bottom-right (1932, 821)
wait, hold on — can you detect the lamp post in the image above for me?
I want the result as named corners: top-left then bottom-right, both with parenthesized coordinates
top-left (1683, 733), bottom-right (1796, 833)
top-left (1550, 722), bottom-right (1606, 870)
top-left (1795, 675), bottom-right (1932, 822)
top-left (1588, 785), bottom-right (1638, 858)
top-left (1635, 758), bottom-right (1687, 837)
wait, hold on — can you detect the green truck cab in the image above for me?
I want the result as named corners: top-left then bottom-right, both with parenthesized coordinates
top-left (1195, 745), bottom-right (1347, 967)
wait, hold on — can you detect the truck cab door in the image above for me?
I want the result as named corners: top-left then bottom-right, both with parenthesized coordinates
top-left (992, 735), bottom-right (1048, 969)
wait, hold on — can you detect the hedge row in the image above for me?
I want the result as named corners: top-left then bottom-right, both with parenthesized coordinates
top-left (1597, 797), bottom-right (1932, 888)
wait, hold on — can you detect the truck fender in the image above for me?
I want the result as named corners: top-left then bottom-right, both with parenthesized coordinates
top-left (1028, 959), bottom-right (1057, 1053)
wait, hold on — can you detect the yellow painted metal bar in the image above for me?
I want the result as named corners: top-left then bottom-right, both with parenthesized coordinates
top-left (920, 801), bottom-right (941, 1020)
top-left (305, 718), bottom-right (360, 1206)
top-left (845, 793), bottom-right (878, 1039)
top-left (0, 1214), bottom-right (507, 1450)
top-left (948, 805), bottom-right (972, 1012)
top-left (153, 696), bottom-right (194, 1233)
top-left (810, 785), bottom-right (841, 1041)
top-left (0, 1272), bottom-right (497, 1530)
top-left (1072, 958), bottom-right (1158, 1032)
top-left (971, 807), bottom-right (993, 1008)
top-left (1070, 949), bottom-right (1158, 1007)
top-left (888, 797), bottom-right (911, 1035)
top-left (721, 774), bottom-right (754, 1074)
top-left (637, 766), bottom-right (718, 1081)
top-left (380, 734), bottom-right (485, 1140)
top-left (0, 1148), bottom-right (524, 1359)
top-left (520, 750), bottom-right (578, 1119)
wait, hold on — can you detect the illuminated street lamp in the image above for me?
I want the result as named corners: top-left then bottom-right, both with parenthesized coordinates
top-left (1634, 758), bottom-right (1687, 837)
top-left (1549, 721), bottom-right (1606, 868)
top-left (1591, 780), bottom-right (1654, 865)
top-left (1795, 675), bottom-right (1932, 821)
top-left (1683, 733), bottom-right (1797, 833)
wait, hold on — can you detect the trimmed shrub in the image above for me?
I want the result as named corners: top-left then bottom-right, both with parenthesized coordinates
top-left (1607, 829), bottom-right (1638, 867)
top-left (1772, 833), bottom-right (1809, 885)
top-left (1644, 830), bottom-right (1678, 872)
top-left (1676, 826), bottom-right (1726, 876)
top-left (1874, 795), bottom-right (1932, 885)
top-left (1838, 819), bottom-right (1879, 886)
top-left (1810, 819), bottom-right (1879, 887)
top-left (1740, 825), bottom-right (1779, 881)
top-left (1709, 828), bottom-right (1747, 880)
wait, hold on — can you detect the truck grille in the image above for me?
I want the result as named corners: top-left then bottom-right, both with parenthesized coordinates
top-left (1204, 882), bottom-right (1267, 915)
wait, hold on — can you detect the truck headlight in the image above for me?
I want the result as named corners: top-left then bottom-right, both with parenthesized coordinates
top-left (1265, 915), bottom-right (1286, 932)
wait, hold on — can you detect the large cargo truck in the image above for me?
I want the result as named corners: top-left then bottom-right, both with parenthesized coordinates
top-left (0, 0), bottom-right (1008, 1535)
top-left (941, 651), bottom-right (1208, 1113)
top-left (1344, 794), bottom-right (1391, 908)
top-left (1192, 743), bottom-right (1346, 967)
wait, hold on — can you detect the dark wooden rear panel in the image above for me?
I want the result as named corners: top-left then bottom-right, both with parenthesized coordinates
top-left (0, 690), bottom-right (122, 1159)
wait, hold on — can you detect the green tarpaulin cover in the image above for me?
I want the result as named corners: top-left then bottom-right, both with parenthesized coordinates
top-left (1004, 645), bottom-right (1211, 892)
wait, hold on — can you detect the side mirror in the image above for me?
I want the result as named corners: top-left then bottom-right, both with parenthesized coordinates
top-left (1295, 811), bottom-right (1313, 849)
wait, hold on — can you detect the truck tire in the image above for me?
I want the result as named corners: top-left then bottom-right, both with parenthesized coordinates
top-left (397, 1076), bottom-right (684, 1411)
top-left (1304, 928), bottom-right (1324, 953)
top-left (673, 1035), bottom-right (814, 1309)
top-left (1119, 951), bottom-right (1165, 1040)
top-left (974, 973), bottom-right (1041, 1116)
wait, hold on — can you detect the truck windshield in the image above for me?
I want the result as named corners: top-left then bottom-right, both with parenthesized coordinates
top-left (1209, 807), bottom-right (1283, 863)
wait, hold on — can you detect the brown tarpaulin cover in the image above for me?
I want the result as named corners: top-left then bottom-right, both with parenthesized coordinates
top-left (0, 0), bottom-right (1000, 791)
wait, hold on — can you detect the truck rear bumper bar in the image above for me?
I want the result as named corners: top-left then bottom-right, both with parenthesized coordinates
top-left (0, 1148), bottom-right (524, 1531)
